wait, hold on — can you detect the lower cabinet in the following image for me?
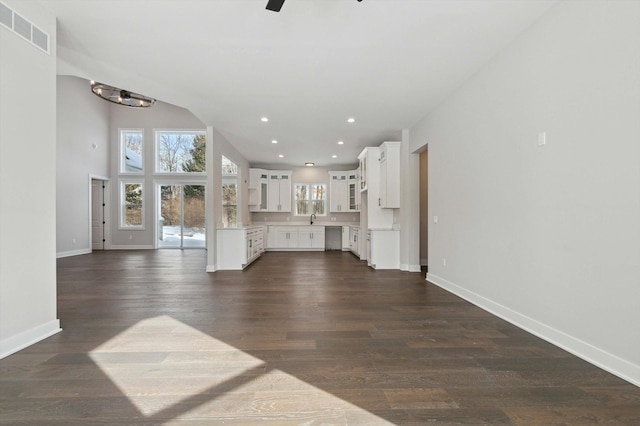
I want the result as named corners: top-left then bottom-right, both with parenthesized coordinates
top-left (216, 226), bottom-right (264, 270)
top-left (341, 226), bottom-right (351, 251)
top-left (267, 225), bottom-right (325, 250)
top-left (349, 226), bottom-right (360, 257)
top-left (367, 229), bottom-right (400, 269)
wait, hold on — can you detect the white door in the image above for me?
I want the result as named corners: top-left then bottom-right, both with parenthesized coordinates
top-left (91, 180), bottom-right (105, 250)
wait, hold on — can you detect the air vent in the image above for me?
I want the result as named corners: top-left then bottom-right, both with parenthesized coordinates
top-left (0, 2), bottom-right (12, 29)
top-left (32, 25), bottom-right (49, 52)
top-left (0, 2), bottom-right (50, 54)
top-left (12, 12), bottom-right (30, 40)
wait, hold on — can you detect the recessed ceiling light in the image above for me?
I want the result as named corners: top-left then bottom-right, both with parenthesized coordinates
top-left (278, 154), bottom-right (284, 158)
top-left (337, 141), bottom-right (344, 145)
top-left (305, 162), bottom-right (315, 167)
top-left (261, 117), bottom-right (269, 122)
top-left (347, 118), bottom-right (355, 123)
top-left (272, 140), bottom-right (278, 144)
top-left (332, 155), bottom-right (337, 158)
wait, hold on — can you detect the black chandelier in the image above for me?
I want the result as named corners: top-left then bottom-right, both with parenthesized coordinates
top-left (90, 81), bottom-right (156, 108)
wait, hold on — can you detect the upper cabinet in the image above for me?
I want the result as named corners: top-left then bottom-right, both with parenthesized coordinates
top-left (347, 170), bottom-right (361, 212)
top-left (379, 141), bottom-right (400, 209)
top-left (329, 172), bottom-right (348, 212)
top-left (359, 152), bottom-right (368, 191)
top-left (267, 171), bottom-right (292, 212)
top-left (329, 170), bottom-right (360, 212)
top-left (248, 168), bottom-right (268, 212)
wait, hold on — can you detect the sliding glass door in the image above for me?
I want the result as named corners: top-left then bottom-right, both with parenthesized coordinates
top-left (158, 184), bottom-right (205, 248)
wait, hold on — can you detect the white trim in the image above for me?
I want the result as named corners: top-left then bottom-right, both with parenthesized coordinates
top-left (110, 245), bottom-right (154, 250)
top-left (206, 264), bottom-right (217, 273)
top-left (426, 273), bottom-right (640, 387)
top-left (0, 320), bottom-right (61, 359)
top-left (56, 248), bottom-right (91, 258)
top-left (400, 263), bottom-right (421, 273)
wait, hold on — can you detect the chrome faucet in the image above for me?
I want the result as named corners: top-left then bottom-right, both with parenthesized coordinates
top-left (310, 213), bottom-right (316, 225)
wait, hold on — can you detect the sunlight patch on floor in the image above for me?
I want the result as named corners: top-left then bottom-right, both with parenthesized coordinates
top-left (89, 315), bottom-right (393, 424)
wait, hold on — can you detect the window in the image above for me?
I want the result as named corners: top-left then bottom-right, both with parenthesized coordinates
top-left (295, 184), bottom-right (326, 216)
top-left (120, 130), bottom-right (143, 174)
top-left (222, 155), bottom-right (238, 227)
top-left (155, 131), bottom-right (206, 173)
top-left (120, 181), bottom-right (144, 228)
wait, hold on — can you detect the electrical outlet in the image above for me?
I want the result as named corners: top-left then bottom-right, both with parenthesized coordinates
top-left (443, 258), bottom-right (447, 267)
top-left (538, 131), bottom-right (546, 146)
top-left (129, 234), bottom-right (133, 240)
top-left (72, 238), bottom-right (76, 244)
top-left (433, 215), bottom-right (438, 224)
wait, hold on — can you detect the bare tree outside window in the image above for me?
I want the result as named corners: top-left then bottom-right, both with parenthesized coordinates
top-left (295, 184), bottom-right (326, 215)
top-left (156, 132), bottom-right (206, 173)
top-left (222, 155), bottom-right (238, 227)
top-left (123, 182), bottom-right (143, 227)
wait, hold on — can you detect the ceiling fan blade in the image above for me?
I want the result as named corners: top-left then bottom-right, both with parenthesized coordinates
top-left (266, 0), bottom-right (285, 12)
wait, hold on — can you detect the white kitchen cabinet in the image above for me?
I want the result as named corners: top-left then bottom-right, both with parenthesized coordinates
top-left (329, 172), bottom-right (348, 212)
top-left (379, 142), bottom-right (401, 208)
top-left (249, 168), bottom-right (268, 212)
top-left (297, 226), bottom-right (325, 249)
top-left (359, 152), bottom-right (368, 191)
top-left (267, 171), bottom-right (292, 212)
top-left (341, 226), bottom-right (351, 250)
top-left (350, 225), bottom-right (360, 257)
top-left (358, 147), bottom-right (394, 231)
top-left (275, 226), bottom-right (298, 248)
top-left (347, 170), bottom-right (360, 212)
top-left (267, 225), bottom-right (325, 251)
top-left (367, 229), bottom-right (399, 269)
top-left (216, 226), bottom-right (264, 270)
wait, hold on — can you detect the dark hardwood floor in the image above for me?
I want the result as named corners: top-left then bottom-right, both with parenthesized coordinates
top-left (1, 250), bottom-right (638, 424)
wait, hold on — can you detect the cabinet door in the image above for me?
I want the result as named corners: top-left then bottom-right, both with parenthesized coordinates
top-left (330, 173), bottom-right (347, 212)
top-left (268, 174), bottom-right (280, 211)
top-left (297, 229), bottom-right (312, 248)
top-left (348, 180), bottom-right (357, 211)
top-left (379, 157), bottom-right (387, 208)
top-left (279, 174), bottom-right (291, 212)
top-left (311, 228), bottom-right (325, 248)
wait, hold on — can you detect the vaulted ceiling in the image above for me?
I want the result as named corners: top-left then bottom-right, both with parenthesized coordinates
top-left (42, 0), bottom-right (556, 167)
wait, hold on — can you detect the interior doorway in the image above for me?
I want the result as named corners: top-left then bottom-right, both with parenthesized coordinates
top-left (90, 177), bottom-right (109, 251)
top-left (157, 183), bottom-right (206, 248)
top-left (419, 148), bottom-right (428, 267)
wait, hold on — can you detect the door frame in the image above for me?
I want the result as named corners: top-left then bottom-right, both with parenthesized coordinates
top-left (88, 174), bottom-right (111, 251)
top-left (154, 180), bottom-right (207, 249)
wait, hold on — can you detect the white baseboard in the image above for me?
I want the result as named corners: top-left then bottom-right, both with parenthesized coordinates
top-left (206, 264), bottom-right (217, 272)
top-left (0, 320), bottom-right (62, 359)
top-left (110, 245), bottom-right (155, 250)
top-left (56, 248), bottom-right (91, 258)
top-left (400, 263), bottom-right (422, 273)
top-left (426, 273), bottom-right (640, 387)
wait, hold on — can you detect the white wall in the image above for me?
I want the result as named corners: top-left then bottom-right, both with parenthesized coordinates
top-left (56, 76), bottom-right (110, 257)
top-left (0, 1), bottom-right (60, 357)
top-left (413, 1), bottom-right (640, 384)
